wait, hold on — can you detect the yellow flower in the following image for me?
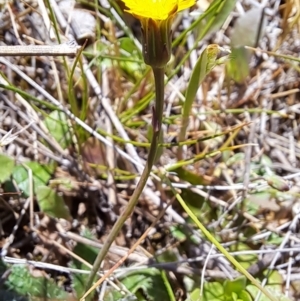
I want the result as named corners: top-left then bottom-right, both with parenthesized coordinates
top-left (122, 0), bottom-right (195, 21)
top-left (121, 0), bottom-right (195, 68)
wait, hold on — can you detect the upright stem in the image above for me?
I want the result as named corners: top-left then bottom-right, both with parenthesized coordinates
top-left (84, 67), bottom-right (165, 295)
top-left (152, 67), bottom-right (165, 134)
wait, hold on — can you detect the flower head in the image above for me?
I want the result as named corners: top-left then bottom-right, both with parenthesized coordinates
top-left (122, 0), bottom-right (195, 21)
top-left (121, 0), bottom-right (195, 68)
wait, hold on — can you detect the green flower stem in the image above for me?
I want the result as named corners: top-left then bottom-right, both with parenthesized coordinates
top-left (84, 67), bottom-right (165, 295)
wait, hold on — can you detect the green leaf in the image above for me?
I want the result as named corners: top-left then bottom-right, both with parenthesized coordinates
top-left (169, 225), bottom-right (187, 241)
top-left (224, 277), bottom-right (247, 296)
top-left (0, 154), bottom-right (14, 182)
top-left (265, 174), bottom-right (290, 192)
top-left (36, 186), bottom-right (71, 220)
top-left (226, 152), bottom-right (245, 167)
top-left (44, 110), bottom-right (71, 149)
top-left (239, 290), bottom-right (253, 301)
top-left (156, 249), bottom-right (178, 263)
top-left (266, 232), bottom-right (284, 245)
top-left (173, 167), bottom-right (206, 185)
top-left (6, 265), bottom-right (67, 300)
top-left (179, 188), bottom-right (206, 220)
top-left (120, 268), bottom-right (170, 301)
top-left (71, 262), bottom-right (94, 301)
top-left (246, 271), bottom-right (291, 301)
top-left (71, 229), bottom-right (98, 301)
top-left (118, 37), bottom-right (143, 80)
top-left (13, 161), bottom-right (55, 196)
top-left (184, 44), bottom-right (220, 117)
top-left (187, 287), bottom-right (200, 301)
top-left (230, 243), bottom-right (257, 270)
top-left (179, 45), bottom-right (223, 144)
top-left (202, 281), bottom-right (224, 301)
top-left (226, 47), bottom-right (250, 83)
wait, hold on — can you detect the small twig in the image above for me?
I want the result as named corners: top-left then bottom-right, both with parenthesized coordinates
top-left (242, 115), bottom-right (256, 200)
top-left (200, 246), bottom-right (215, 297)
top-left (0, 43), bottom-right (81, 56)
top-left (57, 228), bottom-right (148, 262)
top-left (102, 66), bottom-right (117, 205)
top-left (6, 3), bottom-right (23, 45)
top-left (37, 0), bottom-right (56, 40)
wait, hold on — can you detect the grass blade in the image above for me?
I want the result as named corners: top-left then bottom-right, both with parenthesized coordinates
top-left (177, 44), bottom-right (220, 159)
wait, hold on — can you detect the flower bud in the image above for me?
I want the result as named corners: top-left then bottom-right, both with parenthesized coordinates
top-left (140, 16), bottom-right (174, 68)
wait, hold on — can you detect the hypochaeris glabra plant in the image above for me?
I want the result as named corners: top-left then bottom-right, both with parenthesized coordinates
top-left (82, 0), bottom-right (195, 298)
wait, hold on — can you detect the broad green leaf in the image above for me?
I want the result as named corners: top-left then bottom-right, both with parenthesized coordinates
top-left (36, 186), bottom-right (71, 220)
top-left (246, 271), bottom-right (290, 301)
top-left (120, 268), bottom-right (170, 301)
top-left (239, 290), bottom-right (253, 301)
top-left (230, 292), bottom-right (238, 301)
top-left (104, 291), bottom-right (138, 301)
top-left (202, 281), bottom-right (224, 301)
top-left (13, 161), bottom-right (55, 196)
top-left (6, 265), bottom-right (67, 300)
top-left (224, 277), bottom-right (247, 297)
top-left (187, 288), bottom-right (200, 301)
top-left (44, 110), bottom-right (71, 149)
top-left (0, 154), bottom-right (14, 182)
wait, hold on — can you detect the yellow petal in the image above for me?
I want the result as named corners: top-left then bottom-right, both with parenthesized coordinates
top-left (178, 0), bottom-right (195, 12)
top-left (122, 0), bottom-right (195, 20)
